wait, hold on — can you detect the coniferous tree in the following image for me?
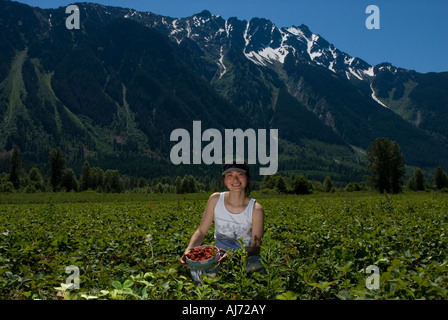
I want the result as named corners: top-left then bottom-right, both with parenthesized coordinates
top-left (104, 169), bottom-right (123, 193)
top-left (389, 141), bottom-right (406, 194)
top-left (262, 173), bottom-right (281, 190)
top-left (434, 166), bottom-right (448, 190)
top-left (50, 147), bottom-right (66, 192)
top-left (366, 138), bottom-right (405, 194)
top-left (61, 168), bottom-right (79, 192)
top-left (8, 145), bottom-right (22, 189)
top-left (276, 176), bottom-right (287, 193)
top-left (180, 175), bottom-right (198, 193)
top-left (323, 176), bottom-right (333, 192)
top-left (174, 176), bottom-right (182, 194)
top-left (90, 167), bottom-right (105, 191)
top-left (79, 161), bottom-right (92, 191)
top-left (413, 168), bottom-right (425, 191)
top-left (29, 167), bottom-right (45, 191)
top-left (290, 175), bottom-right (313, 195)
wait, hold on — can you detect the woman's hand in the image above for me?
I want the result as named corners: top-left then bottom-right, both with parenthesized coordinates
top-left (217, 248), bottom-right (228, 262)
top-left (180, 250), bottom-right (189, 266)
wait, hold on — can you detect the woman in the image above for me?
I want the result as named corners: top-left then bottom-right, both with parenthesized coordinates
top-left (180, 160), bottom-right (265, 272)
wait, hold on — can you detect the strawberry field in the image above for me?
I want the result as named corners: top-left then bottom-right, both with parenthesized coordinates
top-left (0, 192), bottom-right (447, 300)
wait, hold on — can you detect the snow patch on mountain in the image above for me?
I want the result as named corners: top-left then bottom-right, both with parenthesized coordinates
top-left (349, 67), bottom-right (364, 80)
top-left (225, 20), bottom-right (232, 38)
top-left (370, 84), bottom-right (388, 108)
top-left (124, 10), bottom-right (142, 19)
top-left (243, 21), bottom-right (251, 48)
top-left (218, 46), bottom-right (227, 78)
top-left (363, 66), bottom-right (375, 77)
top-left (192, 15), bottom-right (210, 27)
top-left (245, 46), bottom-right (290, 67)
top-left (307, 34), bottom-right (324, 61)
top-left (285, 26), bottom-right (305, 38)
top-left (259, 46), bottom-right (289, 64)
top-left (378, 64), bottom-right (398, 74)
top-left (186, 20), bottom-right (192, 38)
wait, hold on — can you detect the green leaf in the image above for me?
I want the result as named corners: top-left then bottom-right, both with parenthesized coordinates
top-left (122, 280), bottom-right (134, 289)
top-left (276, 291), bottom-right (299, 300)
top-left (335, 290), bottom-right (351, 300)
top-left (112, 281), bottom-right (122, 290)
top-left (141, 287), bottom-right (148, 299)
top-left (309, 281), bottom-right (334, 291)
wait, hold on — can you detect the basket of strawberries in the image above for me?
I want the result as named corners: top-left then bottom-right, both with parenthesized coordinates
top-left (185, 245), bottom-right (219, 271)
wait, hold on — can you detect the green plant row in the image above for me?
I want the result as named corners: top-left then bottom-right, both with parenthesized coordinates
top-left (0, 193), bottom-right (446, 300)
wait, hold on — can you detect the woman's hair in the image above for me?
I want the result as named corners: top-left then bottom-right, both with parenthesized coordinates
top-left (221, 160), bottom-right (251, 197)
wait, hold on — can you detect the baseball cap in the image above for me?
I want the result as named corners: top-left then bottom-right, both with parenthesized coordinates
top-left (222, 160), bottom-right (249, 176)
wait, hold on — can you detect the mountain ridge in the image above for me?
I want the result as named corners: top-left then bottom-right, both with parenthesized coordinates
top-left (0, 1), bottom-right (447, 182)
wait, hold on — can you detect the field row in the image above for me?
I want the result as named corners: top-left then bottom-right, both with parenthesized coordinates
top-left (0, 192), bottom-right (447, 299)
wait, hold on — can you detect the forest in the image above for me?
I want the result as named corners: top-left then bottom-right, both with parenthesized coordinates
top-left (1, 139), bottom-right (447, 195)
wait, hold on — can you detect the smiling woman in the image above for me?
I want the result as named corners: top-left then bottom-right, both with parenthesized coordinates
top-left (180, 160), bottom-right (265, 274)
top-left (222, 162), bottom-right (251, 197)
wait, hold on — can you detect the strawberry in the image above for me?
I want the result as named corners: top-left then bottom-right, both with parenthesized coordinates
top-left (186, 246), bottom-right (217, 262)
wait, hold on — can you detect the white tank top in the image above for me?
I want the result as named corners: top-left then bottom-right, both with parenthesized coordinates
top-left (214, 192), bottom-right (256, 251)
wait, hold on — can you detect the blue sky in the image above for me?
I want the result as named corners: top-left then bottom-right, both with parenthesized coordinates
top-left (17, 0), bottom-right (448, 73)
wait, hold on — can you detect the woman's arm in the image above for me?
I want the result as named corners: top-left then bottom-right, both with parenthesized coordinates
top-left (246, 202), bottom-right (264, 256)
top-left (180, 192), bottom-right (220, 265)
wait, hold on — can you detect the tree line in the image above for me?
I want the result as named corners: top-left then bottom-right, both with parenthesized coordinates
top-left (0, 146), bottom-right (224, 194)
top-left (256, 137), bottom-right (447, 195)
top-left (1, 139), bottom-right (448, 194)
top-left (2, 146), bottom-right (125, 193)
top-left (365, 137), bottom-right (448, 193)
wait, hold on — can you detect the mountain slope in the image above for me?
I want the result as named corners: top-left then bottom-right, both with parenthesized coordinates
top-left (134, 8), bottom-right (447, 170)
top-left (0, 3), bottom-right (251, 175)
top-left (371, 64), bottom-right (448, 140)
top-left (0, 1), bottom-right (447, 181)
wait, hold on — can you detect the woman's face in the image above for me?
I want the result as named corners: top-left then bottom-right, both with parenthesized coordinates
top-left (223, 170), bottom-right (248, 192)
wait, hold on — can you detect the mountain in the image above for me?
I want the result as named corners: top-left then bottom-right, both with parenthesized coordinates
top-left (0, 1), bottom-right (447, 183)
top-left (371, 64), bottom-right (448, 140)
top-left (0, 2), bottom-right (248, 178)
top-left (132, 8), bottom-right (447, 167)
